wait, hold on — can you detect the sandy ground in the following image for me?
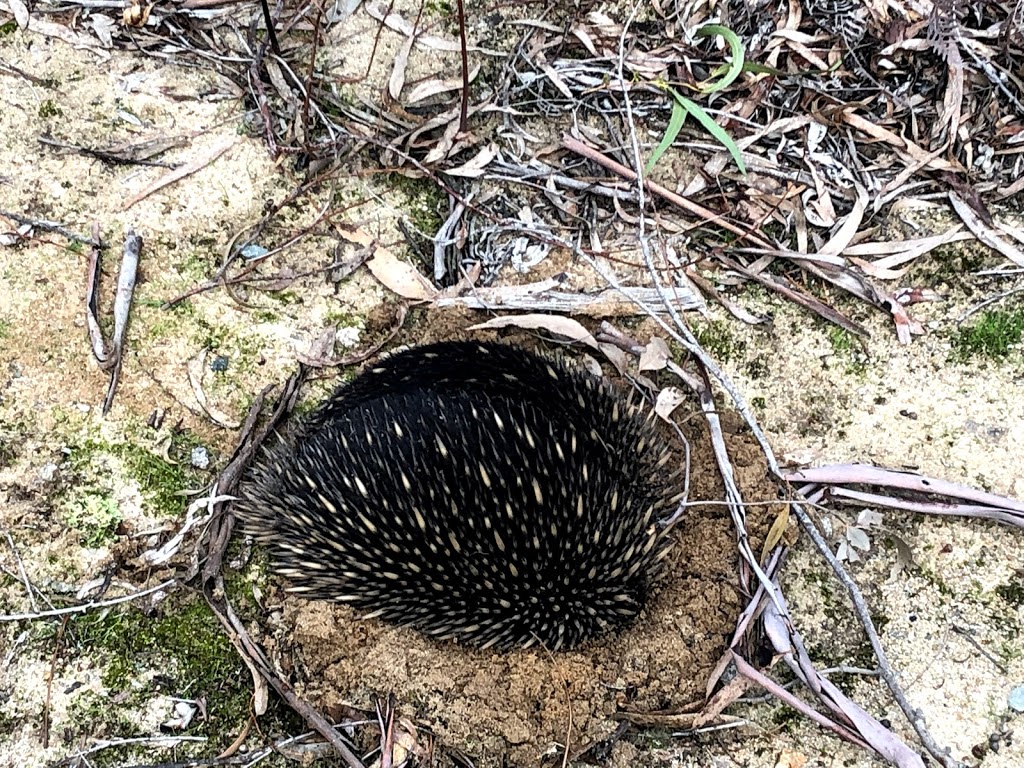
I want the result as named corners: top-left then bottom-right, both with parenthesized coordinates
top-left (0, 7), bottom-right (1022, 768)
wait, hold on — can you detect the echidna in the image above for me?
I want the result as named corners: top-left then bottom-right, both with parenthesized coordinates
top-left (236, 341), bottom-right (679, 650)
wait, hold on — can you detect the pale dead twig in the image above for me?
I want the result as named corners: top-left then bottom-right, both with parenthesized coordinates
top-left (85, 226), bottom-right (143, 413)
top-left (85, 222), bottom-right (111, 364)
top-left (0, 578), bottom-right (177, 622)
top-left (786, 490), bottom-right (965, 768)
top-left (828, 487), bottom-right (1024, 529)
top-left (374, 693), bottom-right (397, 768)
top-left (103, 228), bottom-right (142, 413)
top-left (787, 464), bottom-right (1024, 517)
top-left (51, 735), bottom-right (209, 768)
top-left (731, 653), bottom-right (870, 750)
top-left (949, 192), bottom-right (1024, 268)
top-left (957, 286), bottom-right (1024, 323)
top-left (434, 284), bottom-right (701, 315)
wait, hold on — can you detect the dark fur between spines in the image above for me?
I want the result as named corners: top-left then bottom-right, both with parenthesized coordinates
top-left (236, 341), bottom-right (678, 651)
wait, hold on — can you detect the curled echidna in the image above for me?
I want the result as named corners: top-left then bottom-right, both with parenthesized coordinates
top-left (236, 341), bottom-right (679, 650)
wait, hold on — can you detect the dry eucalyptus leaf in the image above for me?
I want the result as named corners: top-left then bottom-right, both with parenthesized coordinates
top-left (639, 337), bottom-right (671, 371)
top-left (364, 0), bottom-right (502, 54)
top-left (837, 540), bottom-right (858, 562)
top-left (8, 0), bottom-right (29, 28)
top-left (389, 33), bottom-right (414, 100)
top-left (444, 144), bottom-right (498, 178)
top-left (579, 353), bottom-right (603, 378)
top-left (847, 526), bottom-right (871, 552)
top-left (90, 14), bottom-right (117, 46)
top-left (887, 532), bottom-right (916, 574)
top-left (820, 182), bottom-right (869, 256)
top-left (760, 504), bottom-right (791, 564)
top-left (856, 509), bottom-right (884, 528)
top-left (848, 257), bottom-right (911, 280)
top-left (467, 314), bottom-right (599, 349)
top-left (407, 64), bottom-right (481, 104)
top-left (597, 342), bottom-right (628, 375)
top-left (366, 250), bottom-right (438, 301)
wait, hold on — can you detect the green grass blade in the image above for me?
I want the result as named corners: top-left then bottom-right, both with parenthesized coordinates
top-left (695, 24), bottom-right (745, 94)
top-left (740, 61), bottom-right (788, 76)
top-left (672, 91), bottom-right (747, 175)
top-left (645, 97), bottom-right (688, 174)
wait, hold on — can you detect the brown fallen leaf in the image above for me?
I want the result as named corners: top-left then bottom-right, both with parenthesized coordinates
top-left (467, 314), bottom-right (599, 349)
top-left (638, 337), bottom-right (671, 371)
top-left (949, 192), bottom-right (1024, 267)
top-left (760, 504), bottom-right (791, 565)
top-left (366, 250), bottom-right (438, 301)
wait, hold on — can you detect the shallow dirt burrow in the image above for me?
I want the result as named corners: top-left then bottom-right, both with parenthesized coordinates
top-left (250, 322), bottom-right (782, 766)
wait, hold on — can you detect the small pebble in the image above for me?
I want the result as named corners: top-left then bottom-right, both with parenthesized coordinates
top-left (38, 462), bottom-right (58, 483)
top-left (335, 326), bottom-right (361, 348)
top-left (210, 355), bottom-right (229, 372)
top-left (241, 244), bottom-right (269, 261)
top-left (1009, 684), bottom-right (1024, 713)
top-left (190, 446), bottom-right (210, 470)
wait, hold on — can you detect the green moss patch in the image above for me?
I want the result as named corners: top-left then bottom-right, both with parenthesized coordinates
top-left (63, 598), bottom-right (248, 762)
top-left (826, 326), bottom-right (868, 374)
top-left (950, 308), bottom-right (1024, 362)
top-left (691, 318), bottom-right (746, 362)
top-left (61, 431), bottom-right (208, 541)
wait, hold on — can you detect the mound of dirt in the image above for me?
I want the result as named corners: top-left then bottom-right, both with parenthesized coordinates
top-left (252, 360), bottom-right (780, 765)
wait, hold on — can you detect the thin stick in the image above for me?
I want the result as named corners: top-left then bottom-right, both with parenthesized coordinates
top-left (0, 579), bottom-right (177, 622)
top-left (455, 0), bottom-right (470, 133)
top-left (102, 228), bottom-right (143, 414)
top-left (561, 135), bottom-right (771, 249)
top-left (257, 0), bottom-right (281, 56)
top-left (789, 499), bottom-right (964, 768)
top-left (0, 210), bottom-right (91, 243)
top-left (732, 653), bottom-right (870, 750)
